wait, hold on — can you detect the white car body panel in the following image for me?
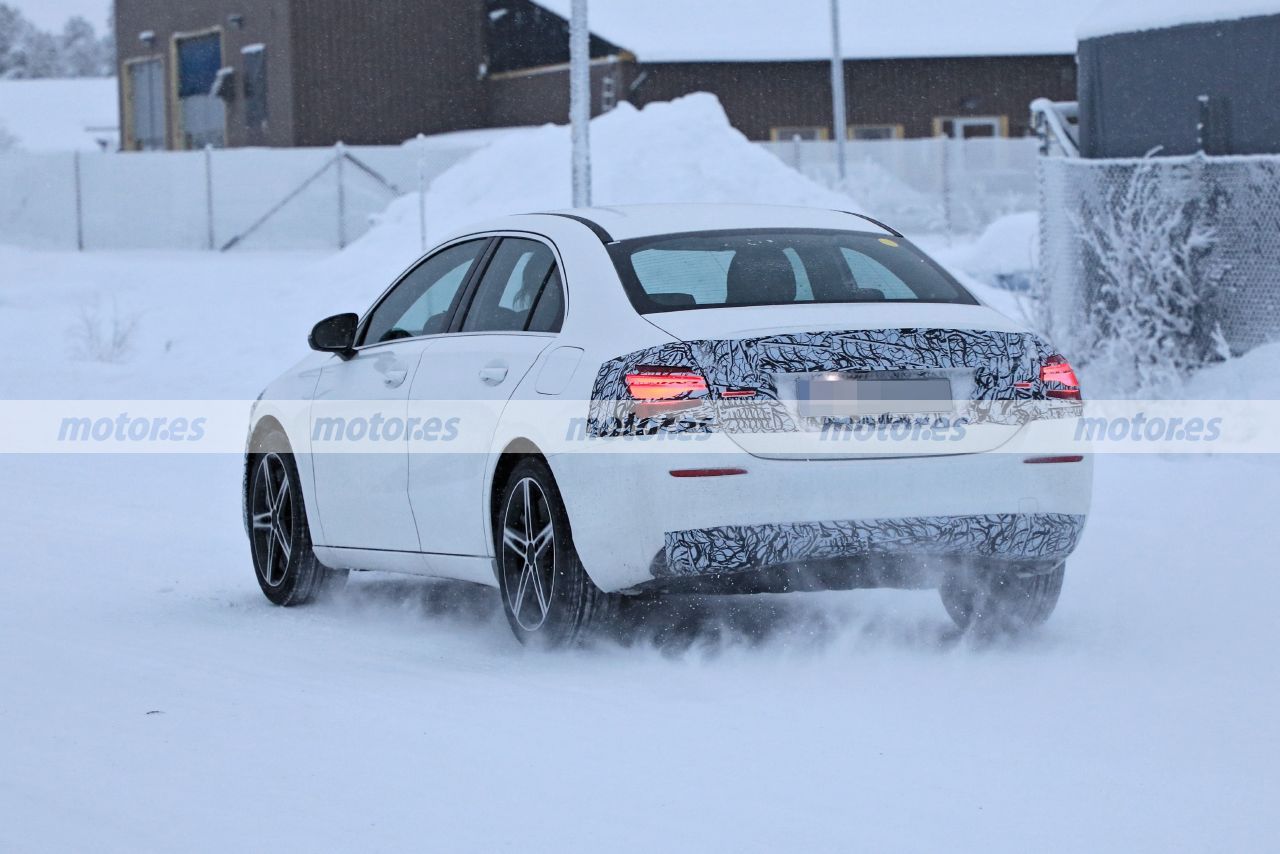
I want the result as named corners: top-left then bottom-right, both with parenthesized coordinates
top-left (248, 205), bottom-right (1092, 595)
top-left (312, 337), bottom-right (433, 552)
top-left (408, 331), bottom-right (555, 558)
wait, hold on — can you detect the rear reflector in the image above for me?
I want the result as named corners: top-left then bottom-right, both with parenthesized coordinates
top-left (1023, 455), bottom-right (1084, 464)
top-left (625, 368), bottom-right (708, 400)
top-left (669, 468), bottom-right (748, 478)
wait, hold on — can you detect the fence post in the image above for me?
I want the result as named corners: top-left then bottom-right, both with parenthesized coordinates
top-left (335, 141), bottom-right (347, 249)
top-left (940, 135), bottom-right (954, 245)
top-left (417, 133), bottom-right (428, 252)
top-left (204, 144), bottom-right (215, 250)
top-left (72, 151), bottom-right (84, 251)
top-left (792, 134), bottom-right (803, 172)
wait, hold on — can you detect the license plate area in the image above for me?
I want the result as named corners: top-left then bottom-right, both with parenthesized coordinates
top-left (795, 374), bottom-right (955, 420)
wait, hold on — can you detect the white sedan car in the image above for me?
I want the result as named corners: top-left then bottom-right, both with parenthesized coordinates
top-left (245, 205), bottom-right (1090, 643)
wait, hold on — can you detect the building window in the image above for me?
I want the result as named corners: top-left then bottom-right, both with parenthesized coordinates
top-left (933, 116), bottom-right (1008, 139)
top-left (125, 57), bottom-right (166, 151)
top-left (847, 124), bottom-right (904, 140)
top-left (770, 126), bottom-right (830, 142)
top-left (174, 29), bottom-right (226, 149)
top-left (242, 44), bottom-right (267, 127)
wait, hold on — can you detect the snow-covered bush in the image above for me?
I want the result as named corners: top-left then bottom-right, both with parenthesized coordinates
top-left (70, 299), bottom-right (140, 363)
top-left (0, 117), bottom-right (14, 151)
top-left (1042, 157), bottom-right (1226, 393)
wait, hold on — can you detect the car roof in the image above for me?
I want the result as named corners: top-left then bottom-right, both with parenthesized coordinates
top-left (531, 204), bottom-right (898, 243)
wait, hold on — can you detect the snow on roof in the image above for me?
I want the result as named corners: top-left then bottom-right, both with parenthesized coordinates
top-left (1078, 0), bottom-right (1280, 39)
top-left (531, 0), bottom-right (1081, 62)
top-left (0, 78), bottom-right (119, 152)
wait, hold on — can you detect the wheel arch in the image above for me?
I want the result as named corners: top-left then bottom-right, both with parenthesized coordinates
top-left (487, 439), bottom-right (596, 579)
top-left (243, 414), bottom-right (322, 543)
top-left (487, 438), bottom-right (548, 542)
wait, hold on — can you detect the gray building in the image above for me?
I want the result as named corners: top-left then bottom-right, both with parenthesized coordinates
top-left (115, 0), bottom-right (1083, 151)
top-left (1078, 11), bottom-right (1280, 157)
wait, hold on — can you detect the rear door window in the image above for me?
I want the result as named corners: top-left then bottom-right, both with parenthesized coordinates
top-left (461, 238), bottom-right (564, 333)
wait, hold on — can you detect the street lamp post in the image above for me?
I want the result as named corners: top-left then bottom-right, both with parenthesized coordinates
top-left (830, 0), bottom-right (848, 182)
top-left (569, 0), bottom-right (592, 207)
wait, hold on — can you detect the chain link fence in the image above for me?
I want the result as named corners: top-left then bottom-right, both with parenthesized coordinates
top-left (762, 136), bottom-right (1040, 237)
top-left (0, 137), bottom-right (1039, 251)
top-left (0, 140), bottom-right (483, 252)
top-left (1038, 153), bottom-right (1280, 382)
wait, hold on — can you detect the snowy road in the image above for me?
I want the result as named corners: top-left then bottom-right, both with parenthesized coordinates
top-left (3, 453), bottom-right (1276, 852)
top-left (2, 250), bottom-right (1277, 852)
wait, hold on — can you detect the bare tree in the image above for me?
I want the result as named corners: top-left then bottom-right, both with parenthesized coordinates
top-left (60, 16), bottom-right (107, 76)
top-left (0, 2), bottom-right (113, 78)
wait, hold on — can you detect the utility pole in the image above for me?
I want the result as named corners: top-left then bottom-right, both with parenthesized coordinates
top-left (829, 0), bottom-right (848, 182)
top-left (569, 0), bottom-right (592, 207)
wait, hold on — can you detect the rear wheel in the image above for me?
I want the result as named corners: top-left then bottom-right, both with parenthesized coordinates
top-left (248, 429), bottom-right (347, 605)
top-left (939, 562), bottom-right (1064, 636)
top-left (496, 458), bottom-right (616, 646)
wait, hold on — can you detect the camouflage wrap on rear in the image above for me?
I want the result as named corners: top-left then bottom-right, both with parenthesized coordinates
top-left (662, 513), bottom-right (1087, 577)
top-left (589, 327), bottom-right (1070, 437)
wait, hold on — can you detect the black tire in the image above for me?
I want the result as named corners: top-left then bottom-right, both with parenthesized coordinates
top-left (939, 562), bottom-right (1065, 636)
top-left (247, 427), bottom-right (348, 606)
top-left (495, 457), bottom-right (616, 646)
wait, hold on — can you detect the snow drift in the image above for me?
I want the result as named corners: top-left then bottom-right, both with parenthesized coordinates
top-left (322, 94), bottom-right (857, 288)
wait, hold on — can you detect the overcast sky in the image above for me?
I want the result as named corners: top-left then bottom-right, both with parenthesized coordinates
top-left (9, 0), bottom-right (111, 31)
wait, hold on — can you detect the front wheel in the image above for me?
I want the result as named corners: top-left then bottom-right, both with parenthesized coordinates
top-left (248, 429), bottom-right (347, 605)
top-left (496, 458), bottom-right (616, 646)
top-left (939, 562), bottom-right (1065, 636)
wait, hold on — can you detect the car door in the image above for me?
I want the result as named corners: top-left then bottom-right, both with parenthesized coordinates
top-left (311, 238), bottom-right (490, 552)
top-left (409, 236), bottom-right (566, 558)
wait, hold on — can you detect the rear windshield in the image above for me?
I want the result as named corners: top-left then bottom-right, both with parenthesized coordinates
top-left (610, 229), bottom-right (976, 313)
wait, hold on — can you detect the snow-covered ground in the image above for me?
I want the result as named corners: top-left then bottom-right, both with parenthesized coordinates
top-left (2, 241), bottom-right (1278, 852)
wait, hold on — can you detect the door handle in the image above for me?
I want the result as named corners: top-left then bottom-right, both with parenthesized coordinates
top-left (479, 364), bottom-right (509, 385)
top-left (383, 368), bottom-right (408, 388)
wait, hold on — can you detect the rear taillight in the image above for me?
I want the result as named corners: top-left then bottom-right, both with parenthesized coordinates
top-left (625, 368), bottom-right (708, 400)
top-left (1040, 355), bottom-right (1081, 401)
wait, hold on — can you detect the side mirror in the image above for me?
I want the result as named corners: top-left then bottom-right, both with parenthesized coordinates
top-left (309, 313), bottom-right (358, 358)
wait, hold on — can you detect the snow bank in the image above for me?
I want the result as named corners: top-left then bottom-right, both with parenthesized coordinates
top-left (0, 77), bottom-right (118, 151)
top-left (1184, 341), bottom-right (1280, 399)
top-left (951, 211), bottom-right (1039, 286)
top-left (324, 93), bottom-right (856, 287)
top-left (1079, 0), bottom-right (1280, 39)
top-left (915, 214), bottom-right (1040, 327)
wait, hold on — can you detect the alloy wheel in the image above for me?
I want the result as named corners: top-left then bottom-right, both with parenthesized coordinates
top-left (501, 477), bottom-right (557, 632)
top-left (251, 453), bottom-right (294, 587)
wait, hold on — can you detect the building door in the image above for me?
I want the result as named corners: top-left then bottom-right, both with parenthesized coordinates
top-left (175, 31), bottom-right (226, 148)
top-left (126, 58), bottom-right (165, 150)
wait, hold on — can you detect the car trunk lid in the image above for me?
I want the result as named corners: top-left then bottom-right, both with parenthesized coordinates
top-left (640, 304), bottom-right (1050, 459)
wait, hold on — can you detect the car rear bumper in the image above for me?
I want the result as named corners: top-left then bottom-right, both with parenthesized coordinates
top-left (549, 432), bottom-right (1092, 592)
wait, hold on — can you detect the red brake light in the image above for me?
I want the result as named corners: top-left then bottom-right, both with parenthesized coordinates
top-left (1040, 355), bottom-right (1081, 401)
top-left (625, 368), bottom-right (708, 401)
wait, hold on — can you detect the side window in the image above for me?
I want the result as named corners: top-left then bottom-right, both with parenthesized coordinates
top-left (839, 248), bottom-right (915, 299)
top-left (629, 248), bottom-right (733, 305)
top-left (526, 268), bottom-right (564, 332)
top-left (461, 238), bottom-right (562, 333)
top-left (784, 247), bottom-right (814, 301)
top-left (361, 240), bottom-right (487, 345)
top-left (242, 45), bottom-right (267, 127)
